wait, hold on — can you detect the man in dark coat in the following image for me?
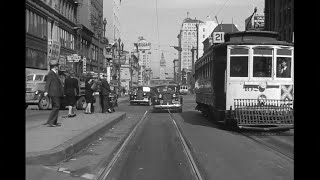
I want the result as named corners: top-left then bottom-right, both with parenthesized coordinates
top-left (279, 60), bottom-right (290, 78)
top-left (44, 60), bottom-right (64, 127)
top-left (64, 71), bottom-right (79, 117)
top-left (100, 75), bottom-right (112, 113)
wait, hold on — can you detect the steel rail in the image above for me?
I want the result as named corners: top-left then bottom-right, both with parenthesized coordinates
top-left (168, 110), bottom-right (204, 180)
top-left (96, 108), bottom-right (150, 180)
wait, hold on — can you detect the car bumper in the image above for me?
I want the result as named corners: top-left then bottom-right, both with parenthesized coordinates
top-left (130, 99), bottom-right (149, 103)
top-left (153, 104), bottom-right (182, 109)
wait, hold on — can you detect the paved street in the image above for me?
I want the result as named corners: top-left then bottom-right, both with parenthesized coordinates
top-left (26, 94), bottom-right (293, 180)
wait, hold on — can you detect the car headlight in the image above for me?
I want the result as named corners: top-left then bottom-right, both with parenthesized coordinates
top-left (143, 93), bottom-right (146, 96)
top-left (34, 90), bottom-right (39, 95)
top-left (172, 94), bottom-right (176, 97)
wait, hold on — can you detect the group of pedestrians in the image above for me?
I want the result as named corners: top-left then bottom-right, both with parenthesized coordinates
top-left (84, 73), bottom-right (113, 114)
top-left (43, 60), bottom-right (114, 127)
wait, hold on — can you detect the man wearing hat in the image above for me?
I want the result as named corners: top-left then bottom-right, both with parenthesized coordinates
top-left (64, 70), bottom-right (79, 117)
top-left (100, 74), bottom-right (112, 113)
top-left (44, 60), bottom-right (64, 127)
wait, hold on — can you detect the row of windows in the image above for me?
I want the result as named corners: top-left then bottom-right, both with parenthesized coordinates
top-left (195, 48), bottom-right (293, 79)
top-left (59, 27), bottom-right (75, 50)
top-left (40, 0), bottom-right (76, 23)
top-left (26, 9), bottom-right (47, 39)
top-left (58, 0), bottom-right (76, 23)
top-left (81, 39), bottom-right (90, 58)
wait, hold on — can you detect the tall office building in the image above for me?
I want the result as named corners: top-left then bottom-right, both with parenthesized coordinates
top-left (103, 0), bottom-right (122, 44)
top-left (178, 17), bottom-right (203, 72)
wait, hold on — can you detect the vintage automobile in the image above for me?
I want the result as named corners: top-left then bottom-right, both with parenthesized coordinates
top-left (129, 86), bottom-right (157, 106)
top-left (25, 73), bottom-right (50, 110)
top-left (25, 72), bottom-right (87, 110)
top-left (152, 84), bottom-right (183, 112)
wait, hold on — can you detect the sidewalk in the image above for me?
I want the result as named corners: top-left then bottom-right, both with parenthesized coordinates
top-left (26, 105), bottom-right (127, 166)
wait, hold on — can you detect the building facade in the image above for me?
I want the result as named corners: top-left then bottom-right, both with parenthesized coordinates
top-left (134, 36), bottom-right (152, 85)
top-left (178, 18), bottom-right (203, 72)
top-left (26, 0), bottom-right (79, 75)
top-left (198, 19), bottom-right (218, 59)
top-left (264, 0), bottom-right (294, 42)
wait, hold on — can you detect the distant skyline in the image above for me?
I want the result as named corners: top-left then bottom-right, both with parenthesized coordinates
top-left (119, 0), bottom-right (265, 78)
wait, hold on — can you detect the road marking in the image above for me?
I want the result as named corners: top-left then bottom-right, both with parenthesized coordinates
top-left (168, 110), bottom-right (204, 180)
top-left (96, 108), bottom-right (150, 180)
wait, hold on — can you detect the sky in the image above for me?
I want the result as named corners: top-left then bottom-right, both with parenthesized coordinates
top-left (119, 0), bottom-right (265, 78)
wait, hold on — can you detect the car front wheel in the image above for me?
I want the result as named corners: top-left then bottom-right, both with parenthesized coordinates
top-left (38, 96), bottom-right (50, 110)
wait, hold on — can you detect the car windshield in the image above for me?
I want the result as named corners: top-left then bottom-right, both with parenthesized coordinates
top-left (137, 87), bottom-right (150, 92)
top-left (157, 85), bottom-right (177, 92)
top-left (34, 75), bottom-right (44, 81)
top-left (26, 75), bottom-right (34, 81)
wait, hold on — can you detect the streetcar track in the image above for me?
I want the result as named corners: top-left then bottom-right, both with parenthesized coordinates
top-left (168, 110), bottom-right (204, 180)
top-left (96, 108), bottom-right (150, 180)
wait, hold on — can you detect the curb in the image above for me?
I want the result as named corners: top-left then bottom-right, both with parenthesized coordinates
top-left (26, 112), bottom-right (126, 166)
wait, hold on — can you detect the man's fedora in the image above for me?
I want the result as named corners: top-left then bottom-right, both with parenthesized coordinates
top-left (49, 60), bottom-right (60, 66)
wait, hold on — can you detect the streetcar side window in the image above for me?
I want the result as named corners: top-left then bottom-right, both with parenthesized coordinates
top-left (276, 57), bottom-right (291, 78)
top-left (230, 57), bottom-right (248, 77)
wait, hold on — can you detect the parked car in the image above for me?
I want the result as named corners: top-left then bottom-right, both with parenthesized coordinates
top-left (25, 73), bottom-right (50, 110)
top-left (129, 86), bottom-right (157, 106)
top-left (25, 72), bottom-right (87, 110)
top-left (152, 84), bottom-right (183, 112)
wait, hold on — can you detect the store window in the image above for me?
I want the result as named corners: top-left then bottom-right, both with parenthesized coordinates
top-left (26, 48), bottom-right (47, 69)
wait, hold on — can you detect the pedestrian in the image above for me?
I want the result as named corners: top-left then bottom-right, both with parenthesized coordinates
top-left (43, 60), bottom-right (64, 127)
top-left (100, 74), bottom-right (112, 113)
top-left (84, 72), bottom-right (94, 114)
top-left (64, 71), bottom-right (79, 117)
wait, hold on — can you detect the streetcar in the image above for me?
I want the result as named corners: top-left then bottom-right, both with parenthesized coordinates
top-left (194, 31), bottom-right (294, 131)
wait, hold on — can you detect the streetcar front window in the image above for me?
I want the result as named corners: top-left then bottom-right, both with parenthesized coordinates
top-left (230, 57), bottom-right (248, 77)
top-left (253, 57), bottom-right (272, 77)
top-left (276, 57), bottom-right (291, 78)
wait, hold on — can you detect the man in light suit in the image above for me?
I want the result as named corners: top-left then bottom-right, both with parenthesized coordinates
top-left (44, 60), bottom-right (64, 127)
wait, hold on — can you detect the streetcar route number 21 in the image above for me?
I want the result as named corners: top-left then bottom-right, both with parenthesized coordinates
top-left (213, 32), bottom-right (225, 43)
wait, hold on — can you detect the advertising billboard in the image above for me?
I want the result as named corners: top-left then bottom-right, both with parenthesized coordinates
top-left (253, 15), bottom-right (265, 29)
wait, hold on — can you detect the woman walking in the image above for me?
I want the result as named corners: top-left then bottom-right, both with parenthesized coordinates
top-left (84, 73), bottom-right (95, 114)
top-left (64, 71), bottom-right (79, 117)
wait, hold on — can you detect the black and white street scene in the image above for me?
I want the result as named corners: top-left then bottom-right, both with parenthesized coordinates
top-left (26, 0), bottom-right (294, 179)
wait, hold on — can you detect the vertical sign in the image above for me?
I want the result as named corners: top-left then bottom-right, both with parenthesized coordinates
top-left (83, 57), bottom-right (86, 73)
top-left (213, 32), bottom-right (225, 43)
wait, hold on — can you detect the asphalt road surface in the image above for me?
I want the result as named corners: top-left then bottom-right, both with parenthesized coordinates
top-left (26, 94), bottom-right (294, 180)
